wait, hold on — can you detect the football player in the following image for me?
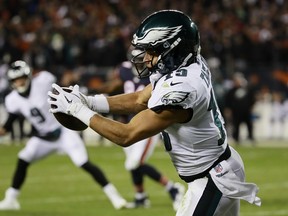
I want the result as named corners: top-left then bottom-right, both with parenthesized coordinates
top-left (49, 10), bottom-right (261, 216)
top-left (92, 49), bottom-right (185, 211)
top-left (0, 60), bottom-right (127, 210)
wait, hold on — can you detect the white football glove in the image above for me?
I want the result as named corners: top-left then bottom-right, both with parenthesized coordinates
top-left (64, 84), bottom-right (109, 113)
top-left (48, 83), bottom-right (72, 114)
top-left (66, 102), bottom-right (96, 126)
top-left (48, 83), bottom-right (88, 112)
top-left (66, 84), bottom-right (90, 106)
top-left (48, 83), bottom-right (96, 125)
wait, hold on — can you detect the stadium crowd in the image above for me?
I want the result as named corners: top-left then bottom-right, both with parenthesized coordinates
top-left (0, 0), bottom-right (288, 143)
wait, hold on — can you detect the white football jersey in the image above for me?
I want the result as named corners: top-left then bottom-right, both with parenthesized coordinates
top-left (148, 56), bottom-right (228, 177)
top-left (5, 71), bottom-right (61, 137)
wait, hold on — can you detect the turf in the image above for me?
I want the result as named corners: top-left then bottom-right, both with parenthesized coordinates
top-left (0, 141), bottom-right (287, 216)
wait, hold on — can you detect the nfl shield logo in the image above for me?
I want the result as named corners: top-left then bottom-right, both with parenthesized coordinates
top-left (214, 164), bottom-right (223, 173)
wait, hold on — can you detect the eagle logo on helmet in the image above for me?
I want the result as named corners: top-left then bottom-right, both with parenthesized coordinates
top-left (133, 25), bottom-right (182, 46)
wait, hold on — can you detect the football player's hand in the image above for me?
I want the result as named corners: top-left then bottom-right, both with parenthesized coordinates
top-left (67, 84), bottom-right (90, 106)
top-left (48, 83), bottom-right (73, 114)
top-left (0, 127), bottom-right (7, 136)
top-left (66, 84), bottom-right (108, 112)
top-left (48, 84), bottom-right (96, 126)
top-left (65, 102), bottom-right (96, 126)
top-left (48, 83), bottom-right (88, 113)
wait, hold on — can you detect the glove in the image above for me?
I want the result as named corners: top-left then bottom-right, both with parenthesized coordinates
top-left (66, 102), bottom-right (96, 126)
top-left (65, 84), bottom-right (108, 112)
top-left (48, 83), bottom-right (89, 112)
top-left (66, 84), bottom-right (90, 106)
top-left (48, 83), bottom-right (96, 126)
top-left (48, 83), bottom-right (72, 114)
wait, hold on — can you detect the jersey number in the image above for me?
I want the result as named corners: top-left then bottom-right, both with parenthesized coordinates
top-left (199, 59), bottom-right (226, 146)
top-left (207, 90), bottom-right (226, 145)
top-left (161, 131), bottom-right (172, 151)
top-left (30, 108), bottom-right (45, 123)
top-left (164, 69), bottom-right (187, 80)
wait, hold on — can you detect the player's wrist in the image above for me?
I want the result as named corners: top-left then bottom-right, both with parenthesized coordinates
top-left (67, 103), bottom-right (96, 126)
top-left (87, 94), bottom-right (109, 113)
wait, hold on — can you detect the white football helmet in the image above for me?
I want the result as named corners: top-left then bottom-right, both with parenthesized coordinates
top-left (7, 60), bottom-right (32, 94)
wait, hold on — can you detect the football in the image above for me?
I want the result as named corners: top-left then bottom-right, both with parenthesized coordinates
top-left (51, 87), bottom-right (88, 131)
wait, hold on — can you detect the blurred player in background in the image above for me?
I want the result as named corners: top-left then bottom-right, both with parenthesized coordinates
top-left (92, 49), bottom-right (185, 211)
top-left (0, 60), bottom-right (127, 210)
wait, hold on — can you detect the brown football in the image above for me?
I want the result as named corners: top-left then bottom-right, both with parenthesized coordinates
top-left (51, 87), bottom-right (88, 131)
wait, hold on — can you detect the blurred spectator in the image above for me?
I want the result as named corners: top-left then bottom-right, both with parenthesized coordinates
top-left (224, 72), bottom-right (257, 144)
top-left (0, 0), bottom-right (286, 87)
top-left (268, 91), bottom-right (288, 139)
top-left (0, 63), bottom-right (9, 105)
top-left (0, 62), bottom-right (10, 128)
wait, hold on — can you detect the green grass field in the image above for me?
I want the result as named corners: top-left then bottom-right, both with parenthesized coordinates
top-left (0, 141), bottom-right (287, 216)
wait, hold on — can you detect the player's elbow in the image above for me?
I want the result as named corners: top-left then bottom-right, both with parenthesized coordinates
top-left (118, 136), bottom-right (138, 147)
top-left (113, 122), bottom-right (151, 147)
top-left (117, 132), bottom-right (143, 147)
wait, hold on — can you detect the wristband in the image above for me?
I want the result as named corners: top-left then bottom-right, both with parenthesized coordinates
top-left (88, 94), bottom-right (109, 113)
top-left (67, 103), bottom-right (96, 126)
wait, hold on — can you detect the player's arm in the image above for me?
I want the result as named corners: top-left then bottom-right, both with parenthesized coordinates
top-left (89, 106), bottom-right (191, 147)
top-left (106, 84), bottom-right (152, 114)
top-left (50, 83), bottom-right (152, 115)
top-left (94, 79), bottom-right (123, 94)
top-left (0, 113), bottom-right (18, 135)
top-left (48, 83), bottom-right (191, 146)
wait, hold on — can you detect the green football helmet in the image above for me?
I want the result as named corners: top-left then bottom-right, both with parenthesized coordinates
top-left (131, 10), bottom-right (200, 78)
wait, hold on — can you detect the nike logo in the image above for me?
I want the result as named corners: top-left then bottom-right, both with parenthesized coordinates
top-left (64, 96), bottom-right (72, 103)
top-left (170, 81), bottom-right (183, 86)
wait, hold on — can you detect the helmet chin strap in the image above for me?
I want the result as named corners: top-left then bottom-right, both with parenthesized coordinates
top-left (176, 53), bottom-right (193, 69)
top-left (131, 66), bottom-right (139, 77)
top-left (149, 71), bottom-right (163, 83)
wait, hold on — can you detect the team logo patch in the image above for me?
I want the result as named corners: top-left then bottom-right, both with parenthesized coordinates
top-left (161, 91), bottom-right (189, 105)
